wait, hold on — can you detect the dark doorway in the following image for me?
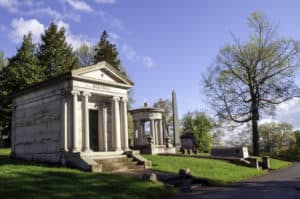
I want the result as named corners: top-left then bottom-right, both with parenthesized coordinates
top-left (89, 110), bottom-right (99, 151)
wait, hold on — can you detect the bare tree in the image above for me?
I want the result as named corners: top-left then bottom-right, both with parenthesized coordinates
top-left (204, 12), bottom-right (300, 155)
top-left (74, 43), bottom-right (95, 67)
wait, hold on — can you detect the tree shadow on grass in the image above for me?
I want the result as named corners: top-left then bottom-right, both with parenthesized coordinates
top-left (0, 168), bottom-right (174, 199)
top-left (0, 153), bottom-right (175, 199)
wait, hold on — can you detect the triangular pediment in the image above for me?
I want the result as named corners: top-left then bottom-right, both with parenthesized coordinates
top-left (71, 61), bottom-right (133, 87)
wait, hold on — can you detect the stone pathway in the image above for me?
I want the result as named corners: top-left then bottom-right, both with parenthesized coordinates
top-left (165, 163), bottom-right (300, 199)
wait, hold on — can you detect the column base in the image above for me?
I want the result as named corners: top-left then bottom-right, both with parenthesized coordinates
top-left (82, 148), bottom-right (92, 153)
top-left (114, 147), bottom-right (123, 152)
top-left (72, 148), bottom-right (81, 152)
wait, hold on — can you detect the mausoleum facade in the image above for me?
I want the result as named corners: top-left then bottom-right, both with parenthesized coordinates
top-left (11, 62), bottom-right (139, 171)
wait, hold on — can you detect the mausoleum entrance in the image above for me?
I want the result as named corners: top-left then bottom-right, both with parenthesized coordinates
top-left (89, 110), bottom-right (99, 151)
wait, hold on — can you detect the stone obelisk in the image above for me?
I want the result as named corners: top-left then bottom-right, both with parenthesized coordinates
top-left (172, 90), bottom-right (180, 150)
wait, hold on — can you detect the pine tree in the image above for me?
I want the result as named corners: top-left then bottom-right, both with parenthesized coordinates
top-left (37, 22), bottom-right (79, 78)
top-left (0, 33), bottom-right (43, 139)
top-left (94, 31), bottom-right (125, 74)
top-left (7, 33), bottom-right (43, 90)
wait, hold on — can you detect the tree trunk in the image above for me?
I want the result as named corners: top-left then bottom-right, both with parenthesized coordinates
top-left (251, 108), bottom-right (260, 156)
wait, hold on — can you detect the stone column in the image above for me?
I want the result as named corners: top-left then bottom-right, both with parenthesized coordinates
top-left (121, 97), bottom-right (129, 151)
top-left (102, 105), bottom-right (108, 152)
top-left (134, 120), bottom-right (140, 146)
top-left (155, 120), bottom-right (158, 145)
top-left (71, 91), bottom-right (80, 152)
top-left (159, 120), bottom-right (164, 145)
top-left (61, 93), bottom-right (68, 151)
top-left (11, 102), bottom-right (16, 155)
top-left (97, 105), bottom-right (103, 151)
top-left (140, 121), bottom-right (145, 145)
top-left (156, 120), bottom-right (160, 145)
top-left (82, 91), bottom-right (91, 152)
top-left (150, 119), bottom-right (156, 145)
top-left (112, 96), bottom-right (122, 151)
top-left (67, 97), bottom-right (72, 151)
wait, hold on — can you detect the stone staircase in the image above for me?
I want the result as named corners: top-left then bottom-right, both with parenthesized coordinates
top-left (66, 150), bottom-right (151, 173)
top-left (94, 155), bottom-right (146, 173)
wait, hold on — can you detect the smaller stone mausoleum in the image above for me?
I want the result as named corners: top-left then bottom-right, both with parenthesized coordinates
top-left (129, 103), bottom-right (176, 154)
top-left (11, 61), bottom-right (140, 172)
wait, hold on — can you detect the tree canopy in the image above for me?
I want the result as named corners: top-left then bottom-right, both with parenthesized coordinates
top-left (74, 43), bottom-right (95, 67)
top-left (204, 12), bottom-right (300, 155)
top-left (94, 31), bottom-right (127, 75)
top-left (181, 111), bottom-right (214, 152)
top-left (153, 98), bottom-right (172, 126)
top-left (259, 122), bottom-right (295, 154)
top-left (0, 33), bottom-right (44, 138)
top-left (37, 22), bottom-right (79, 78)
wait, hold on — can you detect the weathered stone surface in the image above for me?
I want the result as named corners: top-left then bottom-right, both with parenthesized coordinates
top-left (11, 62), bottom-right (134, 172)
top-left (172, 90), bottom-right (181, 150)
top-left (130, 105), bottom-right (176, 155)
top-left (246, 157), bottom-right (260, 170)
top-left (262, 156), bottom-right (270, 169)
top-left (211, 147), bottom-right (249, 158)
top-left (178, 168), bottom-right (192, 176)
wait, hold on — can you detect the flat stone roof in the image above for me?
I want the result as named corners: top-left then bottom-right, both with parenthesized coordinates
top-left (129, 107), bottom-right (164, 114)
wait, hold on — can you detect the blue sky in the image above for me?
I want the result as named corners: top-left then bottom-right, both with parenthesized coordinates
top-left (1, 0), bottom-right (300, 128)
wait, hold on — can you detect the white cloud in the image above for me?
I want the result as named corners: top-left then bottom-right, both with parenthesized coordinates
top-left (122, 44), bottom-right (138, 61)
top-left (56, 20), bottom-right (94, 49)
top-left (94, 0), bottom-right (116, 4)
top-left (97, 10), bottom-right (123, 30)
top-left (24, 6), bottom-right (81, 22)
top-left (121, 44), bottom-right (156, 68)
top-left (65, 0), bottom-right (93, 12)
top-left (262, 98), bottom-right (300, 129)
top-left (143, 56), bottom-right (155, 68)
top-left (10, 18), bottom-right (45, 43)
top-left (0, 0), bottom-right (18, 12)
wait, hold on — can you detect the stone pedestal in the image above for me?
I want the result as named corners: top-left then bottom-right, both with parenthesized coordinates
top-left (165, 137), bottom-right (172, 148)
top-left (262, 156), bottom-right (270, 169)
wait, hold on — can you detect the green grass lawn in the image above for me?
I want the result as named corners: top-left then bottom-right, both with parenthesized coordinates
top-left (144, 155), bottom-right (292, 185)
top-left (0, 148), bottom-right (175, 199)
top-left (268, 158), bottom-right (292, 170)
top-left (145, 155), bottom-right (267, 185)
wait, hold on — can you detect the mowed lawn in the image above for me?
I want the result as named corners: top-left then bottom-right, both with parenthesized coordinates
top-left (144, 155), bottom-right (291, 185)
top-left (0, 148), bottom-right (174, 199)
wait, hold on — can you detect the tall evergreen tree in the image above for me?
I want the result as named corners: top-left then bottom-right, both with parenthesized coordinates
top-left (0, 33), bottom-right (43, 138)
top-left (37, 22), bottom-right (79, 78)
top-left (7, 33), bottom-right (43, 90)
top-left (94, 31), bottom-right (125, 74)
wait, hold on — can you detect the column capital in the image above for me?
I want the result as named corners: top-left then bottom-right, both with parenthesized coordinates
top-left (121, 97), bottom-right (128, 102)
top-left (112, 96), bottom-right (120, 101)
top-left (82, 91), bottom-right (91, 97)
top-left (71, 90), bottom-right (80, 96)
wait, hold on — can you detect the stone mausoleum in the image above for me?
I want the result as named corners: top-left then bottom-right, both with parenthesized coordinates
top-left (129, 103), bottom-right (176, 154)
top-left (11, 62), bottom-right (150, 172)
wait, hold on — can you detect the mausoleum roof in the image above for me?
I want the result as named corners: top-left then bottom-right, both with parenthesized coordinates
top-left (129, 106), bottom-right (164, 114)
top-left (12, 61), bottom-right (133, 98)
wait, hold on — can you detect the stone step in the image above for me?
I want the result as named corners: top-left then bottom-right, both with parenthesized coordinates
top-left (88, 151), bottom-right (149, 173)
top-left (95, 157), bottom-right (128, 164)
top-left (128, 164), bottom-right (145, 170)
